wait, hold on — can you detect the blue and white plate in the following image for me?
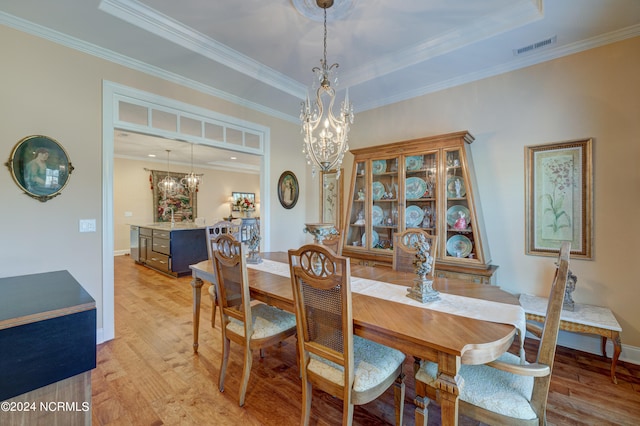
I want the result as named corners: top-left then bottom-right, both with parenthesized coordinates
top-left (372, 205), bottom-right (384, 226)
top-left (372, 181), bottom-right (385, 200)
top-left (405, 177), bottom-right (427, 199)
top-left (372, 160), bottom-right (387, 174)
top-left (362, 230), bottom-right (380, 248)
top-left (405, 205), bottom-right (425, 228)
top-left (405, 156), bottom-right (423, 171)
top-left (446, 235), bottom-right (472, 257)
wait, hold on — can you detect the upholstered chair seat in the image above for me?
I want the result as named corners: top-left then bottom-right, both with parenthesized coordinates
top-left (226, 303), bottom-right (296, 339)
top-left (417, 352), bottom-right (536, 420)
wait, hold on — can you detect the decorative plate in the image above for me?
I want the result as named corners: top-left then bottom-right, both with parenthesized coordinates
top-left (405, 205), bottom-right (425, 228)
top-left (446, 235), bottom-right (473, 258)
top-left (372, 205), bottom-right (384, 226)
top-left (446, 176), bottom-right (466, 198)
top-left (362, 230), bottom-right (379, 248)
top-left (405, 177), bottom-right (427, 200)
top-left (372, 181), bottom-right (385, 200)
top-left (372, 160), bottom-right (387, 174)
top-left (405, 155), bottom-right (423, 171)
top-left (446, 205), bottom-right (471, 227)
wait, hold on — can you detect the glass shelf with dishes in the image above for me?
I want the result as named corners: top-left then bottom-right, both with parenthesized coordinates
top-left (345, 161), bottom-right (367, 250)
top-left (342, 131), bottom-right (496, 282)
top-left (370, 157), bottom-right (398, 250)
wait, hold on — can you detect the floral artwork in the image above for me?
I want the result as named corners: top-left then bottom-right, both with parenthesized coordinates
top-left (541, 154), bottom-right (574, 239)
top-left (320, 169), bottom-right (343, 230)
top-left (526, 139), bottom-right (592, 259)
top-left (231, 192), bottom-right (255, 212)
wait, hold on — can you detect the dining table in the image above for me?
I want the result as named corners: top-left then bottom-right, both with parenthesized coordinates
top-left (189, 252), bottom-right (522, 426)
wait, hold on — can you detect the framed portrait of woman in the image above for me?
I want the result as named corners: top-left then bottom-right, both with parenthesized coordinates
top-left (5, 135), bottom-right (74, 202)
top-left (277, 171), bottom-right (299, 209)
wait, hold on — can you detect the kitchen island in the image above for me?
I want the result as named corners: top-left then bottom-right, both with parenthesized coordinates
top-left (131, 223), bottom-right (208, 277)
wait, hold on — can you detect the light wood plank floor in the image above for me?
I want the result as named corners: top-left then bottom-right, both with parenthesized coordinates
top-left (93, 255), bottom-right (640, 425)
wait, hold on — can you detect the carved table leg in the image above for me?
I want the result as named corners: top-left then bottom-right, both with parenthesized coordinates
top-left (435, 354), bottom-right (461, 426)
top-left (191, 275), bottom-right (204, 353)
top-left (611, 331), bottom-right (622, 384)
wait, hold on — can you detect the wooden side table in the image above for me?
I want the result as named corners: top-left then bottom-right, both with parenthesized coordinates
top-left (519, 294), bottom-right (622, 384)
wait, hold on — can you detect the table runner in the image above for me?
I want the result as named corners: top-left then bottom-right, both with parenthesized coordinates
top-left (248, 259), bottom-right (526, 362)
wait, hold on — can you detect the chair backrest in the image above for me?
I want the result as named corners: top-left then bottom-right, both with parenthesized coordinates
top-left (288, 244), bottom-right (353, 387)
top-left (530, 241), bottom-right (571, 419)
top-left (211, 234), bottom-right (252, 339)
top-left (393, 229), bottom-right (437, 276)
top-left (206, 221), bottom-right (240, 259)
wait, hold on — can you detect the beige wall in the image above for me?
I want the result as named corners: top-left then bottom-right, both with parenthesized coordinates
top-left (113, 157), bottom-right (260, 253)
top-left (1, 23), bottom-right (639, 353)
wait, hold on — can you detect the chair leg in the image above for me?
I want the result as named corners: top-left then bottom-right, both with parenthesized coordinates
top-left (414, 395), bottom-right (429, 426)
top-left (218, 337), bottom-right (230, 393)
top-left (209, 291), bottom-right (216, 328)
top-left (238, 347), bottom-right (253, 406)
top-left (342, 400), bottom-right (354, 426)
top-left (394, 373), bottom-right (405, 426)
top-left (301, 378), bottom-right (312, 426)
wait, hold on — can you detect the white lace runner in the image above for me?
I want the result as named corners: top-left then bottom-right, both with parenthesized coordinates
top-left (248, 259), bottom-right (526, 362)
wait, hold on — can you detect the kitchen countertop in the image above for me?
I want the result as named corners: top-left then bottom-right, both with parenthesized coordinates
top-left (132, 222), bottom-right (206, 231)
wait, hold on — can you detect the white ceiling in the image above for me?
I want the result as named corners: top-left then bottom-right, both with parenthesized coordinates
top-left (2, 0), bottom-right (639, 167)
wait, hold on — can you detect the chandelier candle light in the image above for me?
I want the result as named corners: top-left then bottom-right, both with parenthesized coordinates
top-left (300, 0), bottom-right (354, 179)
top-left (181, 143), bottom-right (202, 191)
top-left (158, 150), bottom-right (180, 197)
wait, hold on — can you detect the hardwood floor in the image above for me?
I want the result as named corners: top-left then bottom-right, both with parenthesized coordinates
top-left (92, 255), bottom-right (640, 425)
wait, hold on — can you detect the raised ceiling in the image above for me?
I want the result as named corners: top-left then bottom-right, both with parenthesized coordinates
top-left (1, 0), bottom-right (639, 166)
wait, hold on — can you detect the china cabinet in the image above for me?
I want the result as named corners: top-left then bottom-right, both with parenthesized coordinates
top-left (341, 131), bottom-right (497, 284)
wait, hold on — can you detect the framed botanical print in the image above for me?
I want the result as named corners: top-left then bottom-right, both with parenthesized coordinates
top-left (320, 169), bottom-right (343, 231)
top-left (5, 135), bottom-right (74, 202)
top-left (277, 171), bottom-right (299, 209)
top-left (525, 138), bottom-right (593, 259)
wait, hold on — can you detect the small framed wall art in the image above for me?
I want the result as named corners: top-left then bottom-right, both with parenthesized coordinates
top-left (277, 171), bottom-right (299, 209)
top-left (5, 135), bottom-right (74, 202)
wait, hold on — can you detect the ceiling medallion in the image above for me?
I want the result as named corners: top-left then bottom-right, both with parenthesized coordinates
top-left (291, 0), bottom-right (356, 22)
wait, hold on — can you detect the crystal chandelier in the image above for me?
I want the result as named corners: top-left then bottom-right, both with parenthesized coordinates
top-left (158, 150), bottom-right (180, 197)
top-left (300, 0), bottom-right (354, 179)
top-left (181, 143), bottom-right (202, 191)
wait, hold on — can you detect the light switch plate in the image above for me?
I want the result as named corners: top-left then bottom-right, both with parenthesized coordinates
top-left (79, 219), bottom-right (96, 233)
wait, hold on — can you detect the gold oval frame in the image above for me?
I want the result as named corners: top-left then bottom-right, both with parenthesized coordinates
top-left (5, 135), bottom-right (74, 202)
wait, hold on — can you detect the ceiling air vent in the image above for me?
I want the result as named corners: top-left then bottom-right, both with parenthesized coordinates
top-left (513, 36), bottom-right (557, 56)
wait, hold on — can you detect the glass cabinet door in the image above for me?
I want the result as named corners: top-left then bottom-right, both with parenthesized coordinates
top-left (345, 161), bottom-right (367, 249)
top-left (404, 151), bottom-right (438, 254)
top-left (444, 148), bottom-right (475, 260)
top-left (370, 157), bottom-right (399, 251)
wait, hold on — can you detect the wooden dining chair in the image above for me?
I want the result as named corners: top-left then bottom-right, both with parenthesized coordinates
top-left (205, 221), bottom-right (241, 327)
top-left (414, 241), bottom-right (571, 425)
top-left (288, 244), bottom-right (406, 426)
top-left (212, 234), bottom-right (297, 406)
top-left (393, 229), bottom-right (437, 274)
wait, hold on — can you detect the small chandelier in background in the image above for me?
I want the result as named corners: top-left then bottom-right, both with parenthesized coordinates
top-left (300, 0), bottom-right (354, 179)
top-left (158, 150), bottom-right (180, 197)
top-left (181, 143), bottom-right (202, 191)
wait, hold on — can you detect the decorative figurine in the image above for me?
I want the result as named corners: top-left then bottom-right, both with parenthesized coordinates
top-left (454, 178), bottom-right (462, 198)
top-left (357, 189), bottom-right (365, 200)
top-left (453, 211), bottom-right (467, 230)
top-left (563, 269), bottom-right (577, 311)
top-left (246, 227), bottom-right (262, 264)
top-left (354, 210), bottom-right (365, 225)
top-left (406, 233), bottom-right (440, 303)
